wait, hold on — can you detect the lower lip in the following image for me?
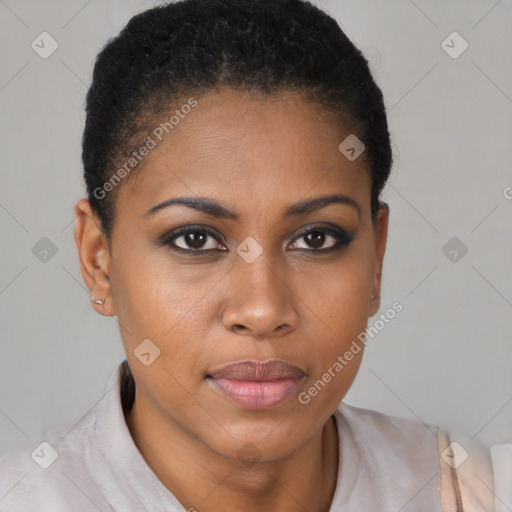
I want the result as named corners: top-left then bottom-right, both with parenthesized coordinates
top-left (208, 378), bottom-right (303, 410)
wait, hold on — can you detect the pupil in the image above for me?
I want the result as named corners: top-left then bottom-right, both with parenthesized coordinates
top-left (186, 232), bottom-right (206, 249)
top-left (306, 231), bottom-right (325, 248)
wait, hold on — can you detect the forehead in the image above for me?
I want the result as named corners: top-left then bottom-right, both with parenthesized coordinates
top-left (117, 89), bottom-right (371, 219)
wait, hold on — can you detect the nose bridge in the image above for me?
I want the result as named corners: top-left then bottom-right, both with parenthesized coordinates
top-left (239, 252), bottom-right (283, 301)
top-left (222, 246), bottom-right (298, 337)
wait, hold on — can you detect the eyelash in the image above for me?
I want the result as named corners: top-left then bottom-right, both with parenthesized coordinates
top-left (159, 224), bottom-right (353, 257)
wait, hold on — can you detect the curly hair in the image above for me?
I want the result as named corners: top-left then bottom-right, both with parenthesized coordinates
top-left (82, 0), bottom-right (392, 241)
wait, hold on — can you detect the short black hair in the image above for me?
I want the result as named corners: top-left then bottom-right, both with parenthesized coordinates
top-left (82, 0), bottom-right (392, 240)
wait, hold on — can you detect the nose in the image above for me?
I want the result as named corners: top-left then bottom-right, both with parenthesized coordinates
top-left (221, 255), bottom-right (299, 340)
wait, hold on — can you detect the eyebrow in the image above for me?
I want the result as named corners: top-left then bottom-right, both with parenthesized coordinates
top-left (144, 193), bottom-right (361, 220)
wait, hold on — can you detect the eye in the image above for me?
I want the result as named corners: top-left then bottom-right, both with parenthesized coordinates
top-left (161, 226), bottom-right (227, 255)
top-left (160, 224), bottom-right (353, 256)
top-left (288, 226), bottom-right (353, 253)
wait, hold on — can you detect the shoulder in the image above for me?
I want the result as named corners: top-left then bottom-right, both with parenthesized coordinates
top-left (0, 397), bottom-right (111, 512)
top-left (334, 402), bottom-right (496, 511)
top-left (335, 401), bottom-right (440, 448)
top-left (330, 402), bottom-right (442, 508)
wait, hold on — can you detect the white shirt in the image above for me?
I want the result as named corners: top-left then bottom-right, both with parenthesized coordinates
top-left (491, 443), bottom-right (512, 512)
top-left (0, 361), bottom-right (501, 511)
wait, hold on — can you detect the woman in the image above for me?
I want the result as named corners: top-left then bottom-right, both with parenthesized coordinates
top-left (0, 0), bottom-right (500, 510)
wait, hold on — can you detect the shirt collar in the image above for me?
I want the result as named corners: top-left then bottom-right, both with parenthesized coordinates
top-left (92, 361), bottom-right (186, 510)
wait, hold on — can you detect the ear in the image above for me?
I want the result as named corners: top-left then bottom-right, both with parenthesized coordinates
top-left (74, 198), bottom-right (115, 316)
top-left (369, 203), bottom-right (389, 317)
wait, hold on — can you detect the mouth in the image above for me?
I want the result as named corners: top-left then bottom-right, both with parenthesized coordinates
top-left (205, 359), bottom-right (306, 410)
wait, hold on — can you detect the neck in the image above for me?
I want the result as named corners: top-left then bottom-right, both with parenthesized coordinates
top-left (125, 394), bottom-right (339, 512)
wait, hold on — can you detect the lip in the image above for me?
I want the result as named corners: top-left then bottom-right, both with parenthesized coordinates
top-left (206, 359), bottom-right (306, 411)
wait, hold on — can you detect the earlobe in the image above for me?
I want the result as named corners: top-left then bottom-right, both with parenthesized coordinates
top-left (74, 198), bottom-right (115, 317)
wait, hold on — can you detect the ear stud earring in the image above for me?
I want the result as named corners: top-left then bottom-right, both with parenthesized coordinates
top-left (90, 296), bottom-right (105, 305)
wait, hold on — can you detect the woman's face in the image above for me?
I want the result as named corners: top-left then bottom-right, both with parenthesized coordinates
top-left (79, 88), bottom-right (388, 462)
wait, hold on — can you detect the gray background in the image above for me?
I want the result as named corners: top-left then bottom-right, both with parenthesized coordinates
top-left (1, 0), bottom-right (511, 455)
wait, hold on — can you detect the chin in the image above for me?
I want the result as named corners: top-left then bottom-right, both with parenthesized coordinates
top-left (198, 419), bottom-right (307, 464)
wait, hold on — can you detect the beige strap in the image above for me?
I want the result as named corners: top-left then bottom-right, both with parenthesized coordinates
top-left (438, 427), bottom-right (462, 511)
top-left (437, 427), bottom-right (495, 511)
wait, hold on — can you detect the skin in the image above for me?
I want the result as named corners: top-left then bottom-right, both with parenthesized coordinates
top-left (75, 88), bottom-right (389, 512)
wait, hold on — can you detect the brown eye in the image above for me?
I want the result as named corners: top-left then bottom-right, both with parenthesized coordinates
top-left (181, 231), bottom-right (208, 250)
top-left (289, 226), bottom-right (353, 252)
top-left (173, 230), bottom-right (223, 251)
top-left (304, 231), bottom-right (326, 249)
top-left (162, 226), bottom-right (227, 255)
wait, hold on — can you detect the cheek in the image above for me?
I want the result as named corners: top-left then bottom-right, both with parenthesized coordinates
top-left (294, 278), bottom-right (368, 415)
top-left (297, 243), bottom-right (374, 334)
top-left (109, 246), bottom-right (221, 400)
top-left (294, 245), bottom-right (373, 396)
top-left (110, 243), bottom-right (205, 337)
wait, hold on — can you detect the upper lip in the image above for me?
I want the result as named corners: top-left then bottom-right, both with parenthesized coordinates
top-left (207, 359), bottom-right (306, 381)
